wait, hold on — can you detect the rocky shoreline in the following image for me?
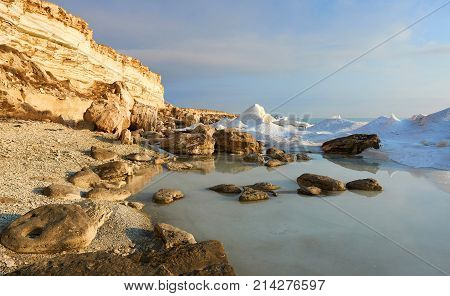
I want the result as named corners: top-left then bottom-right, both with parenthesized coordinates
top-left (0, 118), bottom-right (236, 275)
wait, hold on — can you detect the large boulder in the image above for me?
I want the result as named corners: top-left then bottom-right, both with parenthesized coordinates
top-left (346, 178), bottom-right (383, 191)
top-left (84, 100), bottom-right (130, 133)
top-left (130, 102), bottom-right (158, 131)
top-left (321, 134), bottom-right (380, 155)
top-left (0, 204), bottom-right (98, 254)
top-left (214, 128), bottom-right (262, 155)
top-left (297, 173), bottom-right (346, 191)
top-left (160, 132), bottom-right (215, 155)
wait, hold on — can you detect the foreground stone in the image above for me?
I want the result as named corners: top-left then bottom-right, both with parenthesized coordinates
top-left (96, 161), bottom-right (132, 180)
top-left (239, 188), bottom-right (269, 202)
top-left (346, 178), bottom-right (383, 191)
top-left (297, 185), bottom-right (322, 196)
top-left (265, 159), bottom-right (286, 167)
top-left (214, 129), bottom-right (262, 155)
top-left (208, 184), bottom-right (242, 194)
top-left (84, 100), bottom-right (131, 134)
top-left (153, 189), bottom-right (184, 204)
top-left (154, 223), bottom-right (197, 249)
top-left (0, 204), bottom-right (97, 254)
top-left (90, 146), bottom-right (117, 161)
top-left (43, 184), bottom-right (81, 200)
top-left (322, 134), bottom-right (381, 155)
top-left (86, 188), bottom-right (132, 201)
top-left (68, 169), bottom-right (101, 188)
top-left (297, 174), bottom-right (346, 191)
top-left (8, 240), bottom-right (235, 276)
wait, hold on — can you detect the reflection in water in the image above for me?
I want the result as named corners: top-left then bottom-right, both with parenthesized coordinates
top-left (325, 155), bottom-right (450, 193)
top-left (134, 154), bottom-right (450, 275)
top-left (124, 165), bottom-right (162, 194)
top-left (323, 154), bottom-right (380, 174)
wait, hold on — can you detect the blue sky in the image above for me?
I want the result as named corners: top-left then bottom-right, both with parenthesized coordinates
top-left (52, 0), bottom-right (450, 117)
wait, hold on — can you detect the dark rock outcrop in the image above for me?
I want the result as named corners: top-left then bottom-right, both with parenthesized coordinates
top-left (346, 178), bottom-right (383, 191)
top-left (321, 134), bottom-right (380, 155)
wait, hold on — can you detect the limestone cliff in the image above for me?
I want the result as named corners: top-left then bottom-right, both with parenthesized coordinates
top-left (0, 0), bottom-right (164, 131)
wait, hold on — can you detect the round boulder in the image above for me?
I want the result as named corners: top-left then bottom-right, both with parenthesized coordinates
top-left (96, 161), bottom-right (132, 180)
top-left (68, 169), bottom-right (101, 188)
top-left (153, 189), bottom-right (185, 204)
top-left (42, 184), bottom-right (81, 200)
top-left (0, 204), bottom-right (97, 254)
top-left (346, 178), bottom-right (383, 191)
top-left (297, 173), bottom-right (346, 191)
top-left (90, 146), bottom-right (117, 161)
top-left (239, 188), bottom-right (269, 202)
top-left (265, 159), bottom-right (286, 167)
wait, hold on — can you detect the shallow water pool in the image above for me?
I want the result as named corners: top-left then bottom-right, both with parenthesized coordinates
top-left (133, 154), bottom-right (450, 276)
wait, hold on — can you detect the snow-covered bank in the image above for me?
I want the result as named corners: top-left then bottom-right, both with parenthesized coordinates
top-left (213, 104), bottom-right (450, 170)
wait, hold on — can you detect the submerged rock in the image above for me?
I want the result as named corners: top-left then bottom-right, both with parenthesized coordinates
top-left (265, 159), bottom-right (286, 167)
top-left (346, 178), bottom-right (383, 191)
top-left (43, 184), bottom-right (81, 200)
top-left (208, 184), bottom-right (242, 194)
top-left (0, 204), bottom-right (98, 254)
top-left (297, 185), bottom-right (322, 196)
top-left (322, 134), bottom-right (380, 155)
top-left (154, 223), bottom-right (197, 249)
top-left (239, 188), bottom-right (269, 202)
top-left (68, 169), bottom-right (101, 188)
top-left (85, 188), bottom-right (131, 201)
top-left (90, 146), bottom-right (117, 161)
top-left (297, 173), bottom-right (346, 191)
top-left (153, 189), bottom-right (184, 204)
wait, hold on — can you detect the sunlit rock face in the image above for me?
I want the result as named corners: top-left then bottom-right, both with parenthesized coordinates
top-left (0, 0), bottom-right (164, 128)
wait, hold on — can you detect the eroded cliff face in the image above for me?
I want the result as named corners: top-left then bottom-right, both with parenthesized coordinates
top-left (0, 0), bottom-right (164, 131)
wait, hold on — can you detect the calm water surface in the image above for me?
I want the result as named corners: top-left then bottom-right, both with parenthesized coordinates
top-left (133, 154), bottom-right (450, 276)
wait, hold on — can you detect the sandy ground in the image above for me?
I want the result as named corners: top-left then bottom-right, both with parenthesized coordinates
top-left (0, 118), bottom-right (163, 275)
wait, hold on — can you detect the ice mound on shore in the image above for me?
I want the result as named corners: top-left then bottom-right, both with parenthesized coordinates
top-left (212, 104), bottom-right (449, 170)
